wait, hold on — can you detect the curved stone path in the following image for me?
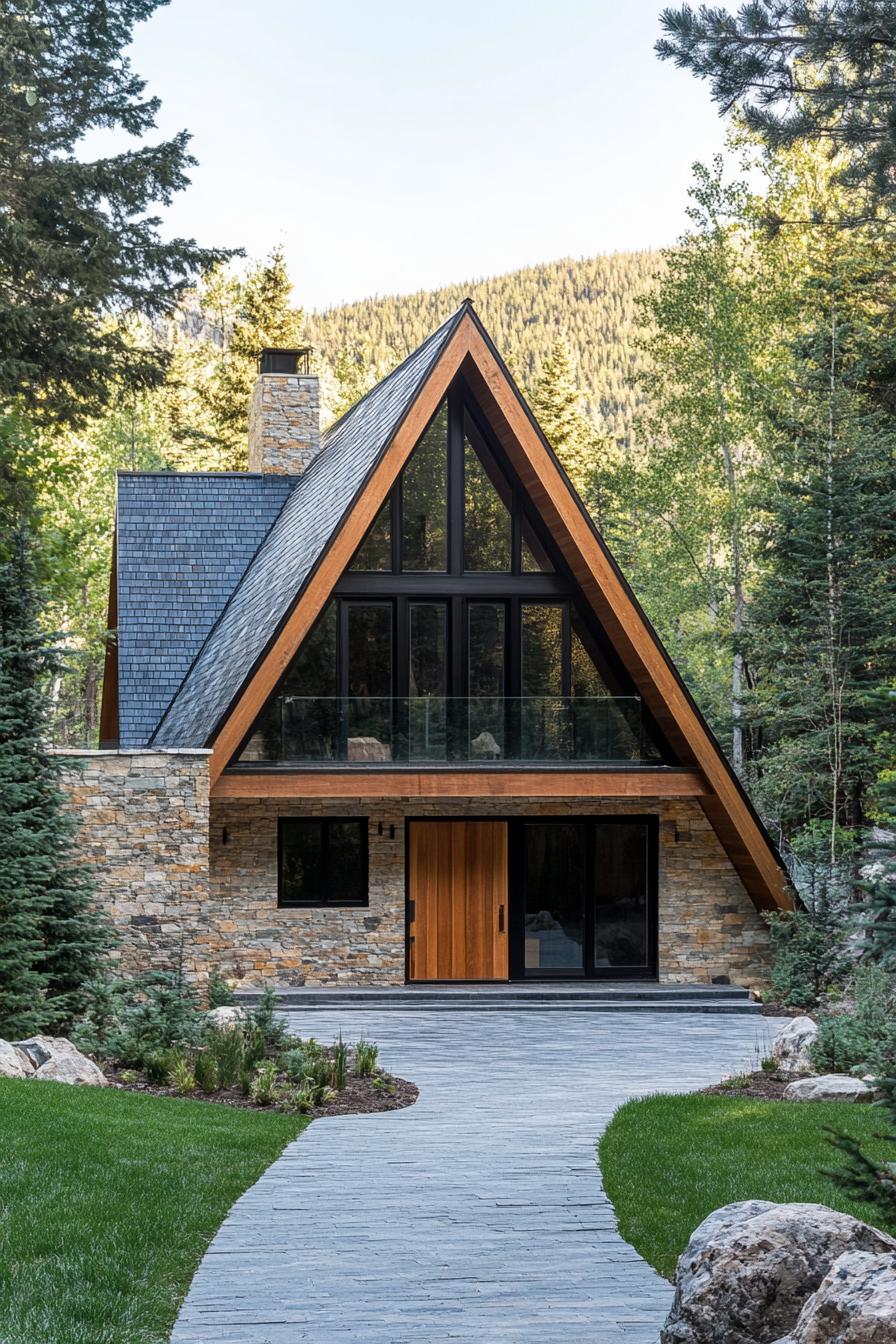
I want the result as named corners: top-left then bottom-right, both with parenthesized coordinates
top-left (173, 1009), bottom-right (779, 1344)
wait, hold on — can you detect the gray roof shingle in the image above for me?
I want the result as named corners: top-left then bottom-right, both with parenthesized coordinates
top-left (149, 303), bottom-right (466, 748)
top-left (115, 473), bottom-right (294, 746)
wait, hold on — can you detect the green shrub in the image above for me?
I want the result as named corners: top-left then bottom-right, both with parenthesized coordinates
top-left (249, 1061), bottom-right (278, 1107)
top-left (167, 1056), bottom-right (197, 1096)
top-left (355, 1039), bottom-right (378, 1077)
top-left (72, 972), bottom-right (206, 1068)
top-left (331, 1035), bottom-right (347, 1090)
top-left (207, 971), bottom-right (235, 1008)
top-left (276, 1084), bottom-right (315, 1115)
top-left (284, 1047), bottom-right (308, 1083)
top-left (193, 1050), bottom-right (220, 1094)
top-left (207, 1025), bottom-right (244, 1088)
top-left (766, 908), bottom-right (851, 1009)
top-left (144, 1049), bottom-right (179, 1085)
top-left (247, 987), bottom-right (287, 1051)
top-left (812, 963), bottom-right (896, 1074)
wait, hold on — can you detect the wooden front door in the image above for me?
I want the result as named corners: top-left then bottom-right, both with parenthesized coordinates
top-left (408, 821), bottom-right (508, 981)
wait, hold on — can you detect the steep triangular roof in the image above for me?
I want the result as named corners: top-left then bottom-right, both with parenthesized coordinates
top-left (153, 301), bottom-right (791, 913)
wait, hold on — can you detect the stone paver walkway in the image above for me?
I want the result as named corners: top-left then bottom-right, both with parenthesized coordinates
top-left (173, 1009), bottom-right (779, 1344)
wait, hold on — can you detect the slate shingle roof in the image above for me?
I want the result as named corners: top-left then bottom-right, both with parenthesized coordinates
top-left (115, 472), bottom-right (294, 747)
top-left (146, 302), bottom-right (466, 748)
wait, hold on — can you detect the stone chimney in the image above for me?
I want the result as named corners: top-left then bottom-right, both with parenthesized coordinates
top-left (248, 348), bottom-right (321, 475)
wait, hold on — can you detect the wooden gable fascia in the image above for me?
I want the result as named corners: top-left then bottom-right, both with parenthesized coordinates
top-left (207, 310), bottom-right (791, 914)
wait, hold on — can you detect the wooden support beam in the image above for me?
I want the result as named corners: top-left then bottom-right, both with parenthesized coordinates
top-left (212, 768), bottom-right (710, 800)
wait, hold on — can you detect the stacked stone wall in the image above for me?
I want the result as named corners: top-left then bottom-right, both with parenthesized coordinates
top-left (59, 750), bottom-right (211, 979)
top-left (60, 758), bottom-right (773, 989)
top-left (207, 795), bottom-right (772, 989)
top-left (247, 373), bottom-right (320, 474)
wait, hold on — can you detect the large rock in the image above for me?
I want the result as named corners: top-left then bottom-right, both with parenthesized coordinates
top-left (205, 1005), bottom-right (246, 1029)
top-left (14, 1036), bottom-right (106, 1086)
top-left (0, 1040), bottom-right (35, 1078)
top-left (784, 1074), bottom-right (880, 1103)
top-left (660, 1201), bottom-right (896, 1344)
top-left (775, 1250), bottom-right (896, 1342)
top-left (773, 1016), bottom-right (819, 1074)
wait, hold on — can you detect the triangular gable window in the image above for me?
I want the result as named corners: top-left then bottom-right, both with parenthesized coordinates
top-left (236, 379), bottom-right (666, 766)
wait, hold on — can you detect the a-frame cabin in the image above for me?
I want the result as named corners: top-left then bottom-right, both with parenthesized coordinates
top-left (96, 302), bottom-right (792, 989)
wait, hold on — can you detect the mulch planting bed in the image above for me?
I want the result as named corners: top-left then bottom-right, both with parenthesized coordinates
top-left (700, 1069), bottom-right (799, 1100)
top-left (106, 1066), bottom-right (418, 1117)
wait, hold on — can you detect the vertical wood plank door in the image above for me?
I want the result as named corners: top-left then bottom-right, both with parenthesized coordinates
top-left (408, 820), bottom-right (508, 981)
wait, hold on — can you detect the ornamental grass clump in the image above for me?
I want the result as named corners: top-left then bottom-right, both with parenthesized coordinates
top-left (355, 1039), bottom-right (378, 1077)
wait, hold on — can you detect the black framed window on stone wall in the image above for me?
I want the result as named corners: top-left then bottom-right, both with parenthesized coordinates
top-left (278, 818), bottom-right (369, 908)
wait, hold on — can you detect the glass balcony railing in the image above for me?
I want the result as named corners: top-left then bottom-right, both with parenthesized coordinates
top-left (237, 697), bottom-right (661, 766)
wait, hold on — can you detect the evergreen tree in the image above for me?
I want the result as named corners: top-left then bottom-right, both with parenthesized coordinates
top-left (0, 0), bottom-right (232, 425)
top-left (530, 336), bottom-right (600, 498)
top-left (204, 248), bottom-right (305, 467)
top-left (657, 0), bottom-right (896, 213)
top-left (748, 239), bottom-right (896, 848)
top-left (829, 768), bottom-right (896, 1220)
top-left (0, 417), bottom-right (108, 1034)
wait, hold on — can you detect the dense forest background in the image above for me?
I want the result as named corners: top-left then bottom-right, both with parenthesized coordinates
top-left (307, 251), bottom-right (659, 445)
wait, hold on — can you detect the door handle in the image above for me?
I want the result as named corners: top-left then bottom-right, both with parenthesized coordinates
top-left (498, 903), bottom-right (505, 933)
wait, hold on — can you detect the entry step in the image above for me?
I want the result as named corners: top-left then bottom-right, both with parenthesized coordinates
top-left (235, 983), bottom-right (761, 1013)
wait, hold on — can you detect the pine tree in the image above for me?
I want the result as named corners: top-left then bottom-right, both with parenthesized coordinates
top-left (204, 248), bottom-right (305, 467)
top-left (657, 0), bottom-right (896, 214)
top-left (0, 416), bottom-right (109, 1034)
top-left (748, 240), bottom-right (896, 848)
top-left (0, 0), bottom-right (233, 425)
top-left (829, 768), bottom-right (896, 1220)
top-left (530, 337), bottom-right (599, 498)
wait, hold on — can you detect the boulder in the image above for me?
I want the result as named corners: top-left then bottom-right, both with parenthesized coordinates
top-left (784, 1074), bottom-right (881, 1103)
top-left (14, 1036), bottom-right (106, 1086)
top-left (660, 1201), bottom-right (896, 1344)
top-left (205, 1005), bottom-right (247, 1029)
top-left (34, 1053), bottom-right (106, 1086)
top-left (0, 1040), bottom-right (35, 1079)
top-left (774, 1250), bottom-right (896, 1343)
top-left (773, 1016), bottom-right (819, 1074)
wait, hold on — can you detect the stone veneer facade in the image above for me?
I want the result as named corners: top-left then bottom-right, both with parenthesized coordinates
top-left (247, 372), bottom-right (321, 475)
top-left (61, 751), bottom-right (773, 990)
top-left (59, 750), bottom-right (211, 978)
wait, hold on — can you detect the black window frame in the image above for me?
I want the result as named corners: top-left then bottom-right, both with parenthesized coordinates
top-left (277, 817), bottom-right (369, 908)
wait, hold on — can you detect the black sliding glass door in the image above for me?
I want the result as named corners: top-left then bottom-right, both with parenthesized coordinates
top-left (512, 818), bottom-right (657, 979)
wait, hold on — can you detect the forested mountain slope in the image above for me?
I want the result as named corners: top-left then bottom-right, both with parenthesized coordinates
top-left (306, 252), bottom-right (660, 444)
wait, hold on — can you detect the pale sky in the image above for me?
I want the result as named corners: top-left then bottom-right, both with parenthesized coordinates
top-left (113, 0), bottom-right (726, 311)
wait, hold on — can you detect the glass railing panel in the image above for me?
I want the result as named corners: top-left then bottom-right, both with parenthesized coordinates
top-left (235, 696), bottom-right (657, 765)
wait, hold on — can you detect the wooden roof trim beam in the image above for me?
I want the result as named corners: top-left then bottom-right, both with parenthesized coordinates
top-left (212, 768), bottom-right (711, 800)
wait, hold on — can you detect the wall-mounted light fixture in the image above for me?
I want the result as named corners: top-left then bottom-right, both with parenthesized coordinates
top-left (377, 821), bottom-right (396, 839)
top-left (222, 826), bottom-right (230, 846)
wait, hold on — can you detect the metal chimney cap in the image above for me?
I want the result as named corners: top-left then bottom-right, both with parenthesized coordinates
top-left (258, 347), bottom-right (313, 375)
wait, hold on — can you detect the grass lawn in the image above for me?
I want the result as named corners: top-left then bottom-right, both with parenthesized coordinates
top-left (0, 1077), bottom-right (308, 1344)
top-left (599, 1092), bottom-right (896, 1281)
